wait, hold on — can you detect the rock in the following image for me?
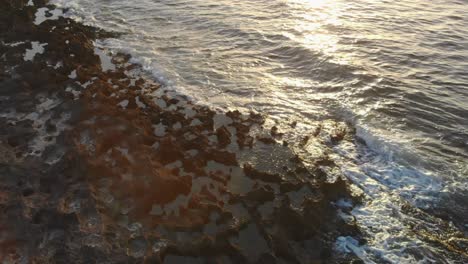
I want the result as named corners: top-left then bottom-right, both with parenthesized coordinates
top-left (216, 126), bottom-right (231, 148)
top-left (0, 1), bottom-right (362, 263)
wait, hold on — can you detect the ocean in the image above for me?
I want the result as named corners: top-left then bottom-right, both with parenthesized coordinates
top-left (51, 0), bottom-right (468, 262)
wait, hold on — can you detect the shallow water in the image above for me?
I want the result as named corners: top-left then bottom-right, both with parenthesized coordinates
top-left (51, 0), bottom-right (468, 262)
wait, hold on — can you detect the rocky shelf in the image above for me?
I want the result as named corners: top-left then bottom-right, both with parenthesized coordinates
top-left (0, 1), bottom-right (362, 263)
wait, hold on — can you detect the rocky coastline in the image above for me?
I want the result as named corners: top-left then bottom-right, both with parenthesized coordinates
top-left (0, 1), bottom-right (361, 263)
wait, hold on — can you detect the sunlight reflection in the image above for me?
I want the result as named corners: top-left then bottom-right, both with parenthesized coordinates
top-left (292, 0), bottom-right (330, 8)
top-left (286, 0), bottom-right (350, 64)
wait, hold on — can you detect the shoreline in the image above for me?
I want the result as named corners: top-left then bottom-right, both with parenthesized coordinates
top-left (1, 1), bottom-right (363, 263)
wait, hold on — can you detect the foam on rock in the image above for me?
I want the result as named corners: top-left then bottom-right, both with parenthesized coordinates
top-left (23, 41), bottom-right (47, 61)
top-left (34, 7), bottom-right (63, 25)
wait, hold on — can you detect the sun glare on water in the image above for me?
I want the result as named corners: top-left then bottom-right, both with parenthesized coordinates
top-left (295, 0), bottom-right (330, 8)
top-left (286, 0), bottom-right (351, 63)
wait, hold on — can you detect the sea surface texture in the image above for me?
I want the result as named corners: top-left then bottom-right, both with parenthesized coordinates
top-left (52, 0), bottom-right (468, 262)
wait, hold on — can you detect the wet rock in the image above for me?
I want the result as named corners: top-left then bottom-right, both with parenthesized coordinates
top-left (243, 163), bottom-right (282, 183)
top-left (245, 186), bottom-right (275, 203)
top-left (257, 136), bottom-right (276, 144)
top-left (216, 126), bottom-right (231, 148)
top-left (0, 1), bottom-right (362, 263)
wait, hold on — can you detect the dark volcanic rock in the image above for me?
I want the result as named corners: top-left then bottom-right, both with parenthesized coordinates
top-left (0, 1), bottom-right (362, 263)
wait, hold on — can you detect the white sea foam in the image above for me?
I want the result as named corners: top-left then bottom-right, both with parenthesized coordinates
top-left (2, 41), bottom-right (25, 47)
top-left (118, 99), bottom-right (129, 109)
top-left (135, 96), bottom-right (146, 109)
top-left (34, 7), bottom-right (63, 25)
top-left (24, 42), bottom-right (47, 61)
top-left (65, 86), bottom-right (82, 100)
top-left (335, 236), bottom-right (370, 262)
top-left (94, 45), bottom-right (116, 72)
top-left (68, 70), bottom-right (77, 79)
top-left (329, 122), bottom-right (466, 263)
